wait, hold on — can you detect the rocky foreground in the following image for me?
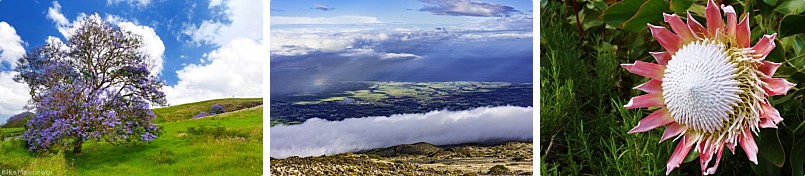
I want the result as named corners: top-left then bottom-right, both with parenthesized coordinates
top-left (270, 142), bottom-right (532, 175)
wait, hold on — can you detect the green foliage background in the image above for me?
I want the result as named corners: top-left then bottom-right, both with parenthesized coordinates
top-left (539, 0), bottom-right (805, 175)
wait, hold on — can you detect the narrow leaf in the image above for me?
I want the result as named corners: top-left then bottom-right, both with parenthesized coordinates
top-left (600, 0), bottom-right (647, 27)
top-left (791, 139), bottom-right (805, 176)
top-left (757, 128), bottom-right (786, 168)
top-left (774, 0), bottom-right (805, 15)
top-left (622, 0), bottom-right (670, 32)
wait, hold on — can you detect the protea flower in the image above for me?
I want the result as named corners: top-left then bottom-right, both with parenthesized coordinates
top-left (621, 0), bottom-right (795, 175)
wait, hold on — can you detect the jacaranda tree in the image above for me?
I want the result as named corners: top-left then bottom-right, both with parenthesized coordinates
top-left (13, 13), bottom-right (167, 154)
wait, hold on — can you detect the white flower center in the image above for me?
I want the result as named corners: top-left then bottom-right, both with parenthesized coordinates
top-left (662, 40), bottom-right (743, 133)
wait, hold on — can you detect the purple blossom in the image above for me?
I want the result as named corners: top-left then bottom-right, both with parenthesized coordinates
top-left (192, 112), bottom-right (208, 119)
top-left (209, 104), bottom-right (224, 115)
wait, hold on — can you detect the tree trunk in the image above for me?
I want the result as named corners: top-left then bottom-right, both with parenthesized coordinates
top-left (73, 141), bottom-right (83, 154)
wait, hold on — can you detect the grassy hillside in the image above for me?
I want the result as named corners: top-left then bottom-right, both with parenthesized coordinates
top-left (152, 98), bottom-right (261, 122)
top-left (0, 100), bottom-right (263, 176)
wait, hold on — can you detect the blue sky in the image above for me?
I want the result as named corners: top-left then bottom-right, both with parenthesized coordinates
top-left (0, 0), bottom-right (220, 84)
top-left (270, 0), bottom-right (533, 95)
top-left (0, 0), bottom-right (264, 123)
top-left (271, 0), bottom-right (532, 24)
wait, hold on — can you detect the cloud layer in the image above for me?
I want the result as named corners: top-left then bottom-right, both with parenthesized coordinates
top-left (270, 106), bottom-right (533, 158)
top-left (270, 26), bottom-right (533, 95)
top-left (419, 0), bottom-right (521, 17)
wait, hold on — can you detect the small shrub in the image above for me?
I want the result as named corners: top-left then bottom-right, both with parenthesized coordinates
top-left (487, 165), bottom-right (509, 175)
top-left (153, 149), bottom-right (175, 165)
top-left (209, 104), bottom-right (224, 115)
top-left (366, 153), bottom-right (382, 159)
top-left (512, 156), bottom-right (525, 162)
top-left (192, 112), bottom-right (207, 119)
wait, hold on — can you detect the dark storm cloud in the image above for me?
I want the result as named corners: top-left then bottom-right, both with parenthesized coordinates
top-left (418, 0), bottom-right (520, 17)
top-left (312, 3), bottom-right (333, 11)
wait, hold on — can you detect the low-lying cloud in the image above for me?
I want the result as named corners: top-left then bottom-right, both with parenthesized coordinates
top-left (270, 106), bottom-right (533, 158)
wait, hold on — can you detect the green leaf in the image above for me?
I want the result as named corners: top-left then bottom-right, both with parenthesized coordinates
top-left (792, 72), bottom-right (805, 85)
top-left (601, 0), bottom-right (647, 27)
top-left (670, 0), bottom-right (694, 14)
top-left (779, 15), bottom-right (805, 37)
top-left (763, 0), bottom-right (778, 6)
top-left (791, 139), bottom-right (805, 176)
top-left (767, 39), bottom-right (786, 63)
top-left (790, 54), bottom-right (805, 69)
top-left (687, 4), bottom-right (706, 17)
top-left (757, 128), bottom-right (786, 168)
top-left (771, 93), bottom-right (794, 105)
top-left (622, 0), bottom-right (670, 32)
top-left (682, 149), bottom-right (699, 163)
top-left (591, 0), bottom-right (609, 12)
top-left (775, 0), bottom-right (805, 15)
top-left (751, 154), bottom-right (781, 176)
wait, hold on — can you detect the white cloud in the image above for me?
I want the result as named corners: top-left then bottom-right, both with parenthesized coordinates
top-left (270, 106), bottom-right (533, 158)
top-left (117, 22), bottom-right (165, 75)
top-left (0, 22), bottom-right (28, 124)
top-left (0, 72), bottom-right (29, 124)
top-left (186, 0), bottom-right (262, 46)
top-left (0, 22), bottom-right (25, 64)
top-left (381, 53), bottom-right (422, 60)
top-left (270, 16), bottom-right (380, 25)
top-left (47, 1), bottom-right (73, 38)
top-left (106, 0), bottom-right (152, 7)
top-left (163, 39), bottom-right (263, 105)
top-left (161, 0), bottom-right (264, 104)
top-left (270, 27), bottom-right (531, 57)
top-left (270, 30), bottom-right (390, 56)
top-left (209, 0), bottom-right (224, 8)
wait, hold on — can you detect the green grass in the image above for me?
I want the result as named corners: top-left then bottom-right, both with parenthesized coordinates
top-left (0, 102), bottom-right (263, 175)
top-left (347, 90), bottom-right (389, 102)
top-left (1, 127), bottom-right (25, 138)
top-left (152, 98), bottom-right (261, 122)
top-left (1, 127), bottom-right (24, 133)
